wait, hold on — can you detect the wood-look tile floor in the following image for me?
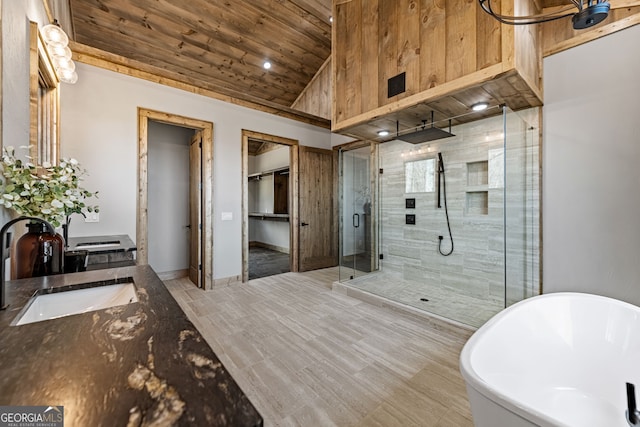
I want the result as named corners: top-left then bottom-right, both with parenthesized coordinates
top-left (164, 267), bottom-right (475, 427)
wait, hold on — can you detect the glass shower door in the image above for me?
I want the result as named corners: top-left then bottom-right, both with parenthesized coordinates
top-left (504, 107), bottom-right (540, 305)
top-left (339, 146), bottom-right (374, 281)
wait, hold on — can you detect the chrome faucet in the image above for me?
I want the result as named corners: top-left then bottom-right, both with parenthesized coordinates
top-left (628, 382), bottom-right (640, 426)
top-left (0, 216), bottom-right (56, 310)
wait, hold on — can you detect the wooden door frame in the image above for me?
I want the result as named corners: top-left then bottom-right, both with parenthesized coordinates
top-left (242, 130), bottom-right (299, 282)
top-left (138, 108), bottom-right (214, 289)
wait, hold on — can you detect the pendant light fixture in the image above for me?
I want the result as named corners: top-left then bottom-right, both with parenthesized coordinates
top-left (41, 19), bottom-right (78, 84)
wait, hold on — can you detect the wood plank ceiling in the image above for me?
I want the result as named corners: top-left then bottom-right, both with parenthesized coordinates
top-left (69, 0), bottom-right (332, 109)
top-left (68, 0), bottom-right (609, 135)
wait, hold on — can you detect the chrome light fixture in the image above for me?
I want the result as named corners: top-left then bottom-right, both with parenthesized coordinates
top-left (479, 0), bottom-right (610, 30)
top-left (42, 19), bottom-right (78, 84)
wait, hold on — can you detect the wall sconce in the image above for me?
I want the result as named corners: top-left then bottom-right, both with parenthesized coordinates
top-left (41, 19), bottom-right (78, 84)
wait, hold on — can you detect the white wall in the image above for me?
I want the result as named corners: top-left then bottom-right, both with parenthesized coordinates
top-left (147, 121), bottom-right (193, 273)
top-left (1, 0), bottom-right (49, 227)
top-left (543, 25), bottom-right (640, 306)
top-left (60, 63), bottom-right (331, 280)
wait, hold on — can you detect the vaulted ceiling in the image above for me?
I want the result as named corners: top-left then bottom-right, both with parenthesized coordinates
top-left (69, 0), bottom-right (332, 110)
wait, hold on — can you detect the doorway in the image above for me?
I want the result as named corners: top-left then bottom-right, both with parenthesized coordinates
top-left (242, 130), bottom-right (299, 282)
top-left (138, 108), bottom-right (214, 289)
top-left (242, 131), bottom-right (339, 282)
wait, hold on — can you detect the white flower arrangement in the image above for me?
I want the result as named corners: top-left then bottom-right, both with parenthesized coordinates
top-left (0, 146), bottom-right (98, 227)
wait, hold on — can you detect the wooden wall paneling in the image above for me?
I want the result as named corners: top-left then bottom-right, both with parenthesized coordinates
top-left (361, 0), bottom-right (379, 113)
top-left (333, 1), bottom-right (348, 123)
top-left (445, 0), bottom-right (477, 81)
top-left (419, 0), bottom-right (446, 91)
top-left (345, 0), bottom-right (363, 120)
top-left (290, 57), bottom-right (332, 120)
top-left (332, 0), bottom-right (542, 139)
top-left (398, 0), bottom-right (420, 98)
top-left (542, 6), bottom-right (640, 56)
top-left (476, 0), bottom-right (502, 70)
top-left (514, 0), bottom-right (543, 100)
top-left (378, 0), bottom-right (399, 106)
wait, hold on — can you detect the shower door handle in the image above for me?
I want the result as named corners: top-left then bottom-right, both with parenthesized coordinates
top-left (353, 213), bottom-right (360, 228)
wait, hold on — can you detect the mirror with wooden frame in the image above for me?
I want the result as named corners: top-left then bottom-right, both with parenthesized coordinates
top-left (29, 21), bottom-right (60, 165)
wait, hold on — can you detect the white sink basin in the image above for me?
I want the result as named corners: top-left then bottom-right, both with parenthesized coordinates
top-left (12, 282), bottom-right (138, 326)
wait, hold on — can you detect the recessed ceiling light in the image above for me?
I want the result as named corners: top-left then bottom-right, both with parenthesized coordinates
top-left (377, 130), bottom-right (390, 137)
top-left (263, 61), bottom-right (271, 70)
top-left (471, 102), bottom-right (489, 112)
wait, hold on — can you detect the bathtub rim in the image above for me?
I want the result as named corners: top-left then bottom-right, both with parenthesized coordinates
top-left (459, 291), bottom-right (640, 426)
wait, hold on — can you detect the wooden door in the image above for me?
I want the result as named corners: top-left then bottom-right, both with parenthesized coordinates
top-left (189, 132), bottom-right (202, 286)
top-left (298, 146), bottom-right (337, 271)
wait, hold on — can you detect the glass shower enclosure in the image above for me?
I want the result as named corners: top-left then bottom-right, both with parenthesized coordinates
top-left (338, 106), bottom-right (540, 328)
top-left (339, 145), bottom-right (376, 279)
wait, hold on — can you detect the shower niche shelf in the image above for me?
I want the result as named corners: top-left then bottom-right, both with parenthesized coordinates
top-left (467, 161), bottom-right (488, 186)
top-left (466, 160), bottom-right (489, 216)
top-left (466, 191), bottom-right (489, 216)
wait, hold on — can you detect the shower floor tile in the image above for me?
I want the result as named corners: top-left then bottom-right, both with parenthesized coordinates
top-left (344, 272), bottom-right (504, 328)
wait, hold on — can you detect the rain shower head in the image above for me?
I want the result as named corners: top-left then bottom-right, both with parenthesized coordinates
top-left (395, 111), bottom-right (455, 144)
top-left (396, 126), bottom-right (455, 144)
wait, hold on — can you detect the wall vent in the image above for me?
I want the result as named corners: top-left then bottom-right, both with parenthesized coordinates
top-left (388, 72), bottom-right (406, 98)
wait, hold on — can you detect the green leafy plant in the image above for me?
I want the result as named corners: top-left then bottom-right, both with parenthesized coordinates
top-left (0, 146), bottom-right (98, 227)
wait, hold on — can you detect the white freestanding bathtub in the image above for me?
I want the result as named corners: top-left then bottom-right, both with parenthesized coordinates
top-left (460, 292), bottom-right (640, 427)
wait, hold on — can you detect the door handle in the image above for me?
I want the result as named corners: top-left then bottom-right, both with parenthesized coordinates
top-left (185, 224), bottom-right (191, 229)
top-left (353, 213), bottom-right (360, 228)
top-left (301, 222), bottom-right (309, 226)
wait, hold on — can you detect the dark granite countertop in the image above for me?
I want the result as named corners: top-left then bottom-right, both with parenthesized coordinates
top-left (0, 265), bottom-right (262, 426)
top-left (67, 234), bottom-right (137, 254)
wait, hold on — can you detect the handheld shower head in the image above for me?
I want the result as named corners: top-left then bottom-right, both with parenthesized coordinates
top-left (438, 152), bottom-right (445, 173)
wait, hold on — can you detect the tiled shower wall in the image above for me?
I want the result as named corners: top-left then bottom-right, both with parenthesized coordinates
top-left (378, 110), bottom-right (539, 306)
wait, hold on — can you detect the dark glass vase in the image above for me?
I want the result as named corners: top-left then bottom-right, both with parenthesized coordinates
top-left (16, 221), bottom-right (64, 279)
